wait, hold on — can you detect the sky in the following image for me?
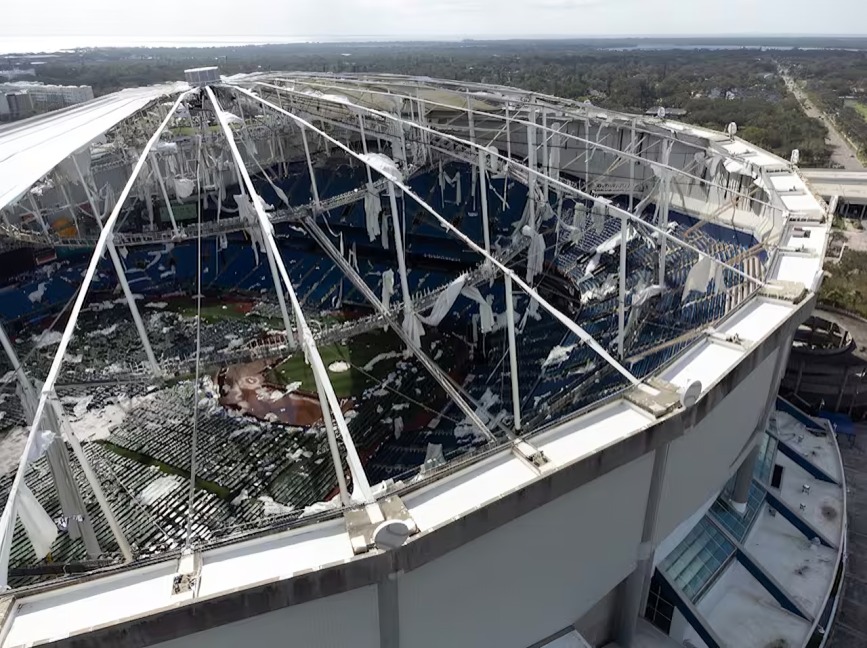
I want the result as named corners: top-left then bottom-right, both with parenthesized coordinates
top-left (2, 0), bottom-right (866, 53)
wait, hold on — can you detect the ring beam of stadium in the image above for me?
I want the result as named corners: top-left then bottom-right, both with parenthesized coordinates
top-left (0, 70), bottom-right (831, 648)
top-left (243, 80), bottom-right (768, 286)
top-left (260, 75), bottom-right (785, 216)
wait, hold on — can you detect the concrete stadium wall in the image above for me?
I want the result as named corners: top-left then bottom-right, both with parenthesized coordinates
top-left (397, 453), bottom-right (654, 648)
top-left (654, 349), bottom-right (780, 544)
top-left (153, 586), bottom-right (380, 648)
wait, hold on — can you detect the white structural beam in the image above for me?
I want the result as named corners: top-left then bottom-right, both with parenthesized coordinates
top-left (386, 182), bottom-right (417, 342)
top-left (0, 90), bottom-right (188, 588)
top-left (658, 140), bottom-right (673, 286)
top-left (27, 195), bottom-right (50, 235)
top-left (301, 127), bottom-right (321, 208)
top-left (629, 120), bottom-right (637, 212)
top-left (504, 275), bottom-right (522, 431)
top-left (541, 109), bottom-right (550, 197)
top-left (263, 233), bottom-right (298, 350)
top-left (478, 148), bottom-right (492, 256)
top-left (251, 81), bottom-right (762, 286)
top-left (525, 109), bottom-right (538, 285)
top-left (234, 86), bottom-right (640, 386)
top-left (502, 104), bottom-right (512, 211)
top-left (301, 216), bottom-right (497, 443)
top-left (267, 77), bottom-right (779, 214)
top-left (618, 211), bottom-right (628, 360)
top-left (206, 86), bottom-right (373, 504)
top-left (47, 395), bottom-right (133, 561)
top-left (72, 160), bottom-right (161, 376)
top-left (315, 376), bottom-right (351, 507)
top-left (619, 121), bottom-right (638, 360)
top-left (0, 324), bottom-right (100, 554)
top-left (150, 158), bottom-right (179, 235)
top-left (58, 184), bottom-right (81, 235)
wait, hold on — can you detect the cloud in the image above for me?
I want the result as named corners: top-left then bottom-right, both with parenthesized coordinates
top-left (2, 0), bottom-right (865, 44)
top-left (532, 0), bottom-right (607, 8)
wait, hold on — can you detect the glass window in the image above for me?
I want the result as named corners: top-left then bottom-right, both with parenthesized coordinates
top-left (661, 517), bottom-right (735, 601)
top-left (645, 577), bottom-right (675, 634)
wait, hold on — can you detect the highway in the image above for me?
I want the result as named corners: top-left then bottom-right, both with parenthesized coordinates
top-left (781, 69), bottom-right (865, 171)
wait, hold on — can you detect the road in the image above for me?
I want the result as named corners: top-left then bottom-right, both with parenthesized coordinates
top-left (826, 430), bottom-right (867, 648)
top-left (781, 70), bottom-right (865, 171)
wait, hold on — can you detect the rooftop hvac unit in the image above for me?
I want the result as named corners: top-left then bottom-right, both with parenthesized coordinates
top-left (184, 67), bottom-right (220, 87)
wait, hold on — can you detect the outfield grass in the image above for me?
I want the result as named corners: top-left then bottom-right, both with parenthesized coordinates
top-left (270, 330), bottom-right (402, 398)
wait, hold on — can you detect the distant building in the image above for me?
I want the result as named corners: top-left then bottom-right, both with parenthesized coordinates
top-left (0, 68), bottom-right (36, 80)
top-left (0, 82), bottom-right (94, 121)
top-left (3, 92), bottom-right (34, 120)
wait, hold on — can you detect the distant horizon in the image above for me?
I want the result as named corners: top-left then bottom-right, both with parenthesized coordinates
top-left (3, 33), bottom-right (867, 56)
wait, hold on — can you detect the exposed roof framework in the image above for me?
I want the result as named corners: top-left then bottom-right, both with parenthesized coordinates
top-left (0, 72), bottom-right (826, 589)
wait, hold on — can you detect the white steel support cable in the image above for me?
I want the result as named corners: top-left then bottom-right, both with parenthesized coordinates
top-left (1, 320), bottom-right (101, 554)
top-left (239, 128), bottom-right (297, 352)
top-left (150, 157), bottom-right (179, 235)
top-left (301, 216), bottom-right (497, 443)
top-left (397, 103), bottom-right (409, 169)
top-left (234, 86), bottom-right (640, 386)
top-left (620, 121), bottom-right (638, 360)
top-left (542, 109), bottom-right (550, 198)
top-left (617, 212), bottom-right (628, 360)
top-left (207, 86), bottom-right (374, 503)
top-left (387, 182), bottom-right (416, 340)
top-left (502, 103), bottom-right (512, 211)
top-left (658, 141), bottom-right (673, 287)
top-left (264, 78), bottom-right (781, 215)
top-left (358, 114), bottom-right (376, 188)
top-left (415, 89), bottom-right (429, 164)
top-left (249, 82), bottom-right (762, 287)
top-left (290, 150), bottom-right (353, 505)
top-left (629, 120), bottom-right (637, 213)
top-left (504, 275), bottom-right (522, 431)
top-left (59, 184), bottom-right (81, 235)
top-left (27, 195), bottom-right (49, 235)
top-left (313, 371), bottom-right (352, 507)
top-left (301, 127), bottom-right (321, 208)
top-left (72, 162), bottom-right (161, 377)
top-left (234, 116), bottom-right (332, 444)
top-left (46, 395), bottom-right (124, 559)
top-left (184, 132), bottom-right (204, 550)
top-left (145, 192), bottom-right (155, 230)
top-left (261, 218), bottom-right (298, 351)
top-left (526, 108), bottom-right (538, 278)
top-left (478, 147), bottom-right (492, 256)
top-left (0, 91), bottom-right (189, 588)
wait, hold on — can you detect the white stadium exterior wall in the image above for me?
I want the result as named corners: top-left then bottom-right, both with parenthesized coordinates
top-left (397, 454), bottom-right (654, 648)
top-left (654, 349), bottom-right (780, 545)
top-left (153, 586), bottom-right (380, 648)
